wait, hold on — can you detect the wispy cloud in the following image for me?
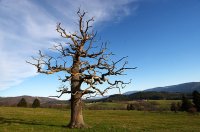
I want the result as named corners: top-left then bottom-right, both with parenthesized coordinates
top-left (0, 0), bottom-right (137, 90)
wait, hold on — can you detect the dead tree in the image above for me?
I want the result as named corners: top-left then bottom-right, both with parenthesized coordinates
top-left (27, 9), bottom-right (136, 128)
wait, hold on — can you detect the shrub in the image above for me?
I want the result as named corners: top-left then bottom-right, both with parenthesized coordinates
top-left (127, 104), bottom-right (136, 110)
top-left (130, 104), bottom-right (135, 110)
top-left (177, 102), bottom-right (182, 111)
top-left (188, 107), bottom-right (197, 114)
top-left (127, 104), bottom-right (131, 110)
top-left (17, 98), bottom-right (27, 107)
top-left (127, 101), bottom-right (160, 111)
top-left (170, 102), bottom-right (179, 113)
top-left (32, 98), bottom-right (40, 108)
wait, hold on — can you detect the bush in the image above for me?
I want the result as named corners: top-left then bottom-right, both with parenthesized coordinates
top-left (127, 104), bottom-right (131, 110)
top-left (177, 102), bottom-right (181, 111)
top-left (17, 98), bottom-right (27, 107)
top-left (170, 102), bottom-right (180, 113)
top-left (127, 101), bottom-right (160, 111)
top-left (187, 107), bottom-right (197, 114)
top-left (32, 98), bottom-right (40, 108)
top-left (127, 104), bottom-right (135, 110)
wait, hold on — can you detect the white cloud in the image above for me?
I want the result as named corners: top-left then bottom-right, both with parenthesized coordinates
top-left (49, 0), bottom-right (138, 24)
top-left (0, 0), bottom-right (137, 90)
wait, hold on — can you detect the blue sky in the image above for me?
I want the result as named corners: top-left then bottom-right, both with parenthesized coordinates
top-left (0, 0), bottom-right (200, 99)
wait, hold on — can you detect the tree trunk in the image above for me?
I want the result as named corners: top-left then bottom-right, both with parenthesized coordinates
top-left (67, 92), bottom-right (86, 128)
top-left (67, 58), bottom-right (87, 128)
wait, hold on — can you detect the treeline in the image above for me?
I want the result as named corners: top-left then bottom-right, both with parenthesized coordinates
top-left (126, 90), bottom-right (200, 113)
top-left (170, 90), bottom-right (200, 113)
top-left (128, 92), bottom-right (185, 100)
top-left (101, 91), bottom-right (190, 102)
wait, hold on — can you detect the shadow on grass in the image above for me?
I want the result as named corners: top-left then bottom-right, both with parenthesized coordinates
top-left (0, 116), bottom-right (67, 128)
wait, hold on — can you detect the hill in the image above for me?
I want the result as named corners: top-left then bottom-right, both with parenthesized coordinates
top-left (122, 82), bottom-right (200, 96)
top-left (101, 92), bottom-right (186, 102)
top-left (1, 82), bottom-right (199, 105)
top-left (128, 91), bottom-right (186, 100)
top-left (144, 82), bottom-right (200, 93)
top-left (0, 95), bottom-right (66, 107)
top-left (123, 91), bottom-right (139, 95)
top-left (101, 82), bottom-right (200, 102)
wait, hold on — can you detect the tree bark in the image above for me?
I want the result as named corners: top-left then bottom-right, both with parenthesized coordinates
top-left (67, 59), bottom-right (87, 128)
top-left (67, 92), bottom-right (86, 128)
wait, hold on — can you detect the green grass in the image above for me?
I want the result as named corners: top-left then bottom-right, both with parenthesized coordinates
top-left (85, 102), bottom-right (127, 110)
top-left (85, 100), bottom-right (180, 110)
top-left (0, 107), bottom-right (200, 132)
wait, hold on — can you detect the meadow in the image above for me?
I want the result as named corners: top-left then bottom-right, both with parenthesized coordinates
top-left (0, 106), bottom-right (200, 132)
top-left (84, 100), bottom-right (181, 110)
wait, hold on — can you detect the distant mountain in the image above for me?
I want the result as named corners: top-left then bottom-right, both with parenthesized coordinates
top-left (99, 82), bottom-right (200, 102)
top-left (122, 82), bottom-right (200, 97)
top-left (144, 82), bottom-right (200, 93)
top-left (1, 82), bottom-right (200, 105)
top-left (123, 91), bottom-right (139, 95)
top-left (100, 91), bottom-right (186, 102)
top-left (102, 94), bottom-right (130, 102)
top-left (0, 95), bottom-right (66, 107)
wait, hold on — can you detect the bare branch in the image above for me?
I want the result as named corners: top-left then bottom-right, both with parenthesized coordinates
top-left (28, 9), bottom-right (135, 100)
top-left (77, 9), bottom-right (86, 37)
top-left (50, 43), bottom-right (75, 57)
top-left (59, 75), bottom-right (72, 82)
top-left (49, 88), bottom-right (72, 98)
top-left (56, 23), bottom-right (78, 46)
top-left (26, 50), bottom-right (71, 75)
top-left (85, 17), bottom-right (94, 34)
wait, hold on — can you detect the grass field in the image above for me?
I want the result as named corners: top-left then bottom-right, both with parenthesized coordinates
top-left (0, 107), bottom-right (200, 132)
top-left (85, 100), bottom-right (181, 110)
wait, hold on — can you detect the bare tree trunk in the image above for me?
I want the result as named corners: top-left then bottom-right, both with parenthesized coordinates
top-left (67, 93), bottom-right (85, 128)
top-left (67, 59), bottom-right (87, 128)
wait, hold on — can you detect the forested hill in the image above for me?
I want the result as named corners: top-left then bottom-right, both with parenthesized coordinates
top-left (144, 82), bottom-right (200, 93)
top-left (100, 82), bottom-right (200, 102)
top-left (101, 92), bottom-right (187, 102)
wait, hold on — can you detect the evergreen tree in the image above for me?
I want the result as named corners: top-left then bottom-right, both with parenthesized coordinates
top-left (17, 98), bottom-right (27, 107)
top-left (192, 90), bottom-right (200, 112)
top-left (32, 98), bottom-right (40, 108)
top-left (181, 95), bottom-right (193, 111)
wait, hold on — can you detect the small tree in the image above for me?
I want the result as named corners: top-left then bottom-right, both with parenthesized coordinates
top-left (187, 107), bottom-right (197, 114)
top-left (181, 95), bottom-right (193, 112)
top-left (32, 98), bottom-right (40, 108)
top-left (192, 90), bottom-right (200, 112)
top-left (17, 98), bottom-right (27, 107)
top-left (27, 9), bottom-right (135, 128)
